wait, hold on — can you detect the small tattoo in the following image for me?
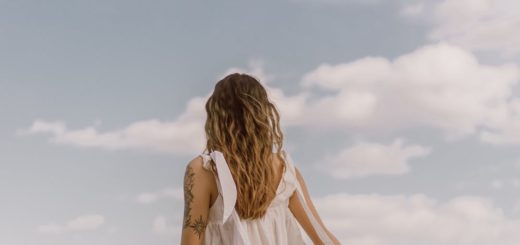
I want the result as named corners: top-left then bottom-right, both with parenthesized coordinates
top-left (190, 215), bottom-right (208, 239)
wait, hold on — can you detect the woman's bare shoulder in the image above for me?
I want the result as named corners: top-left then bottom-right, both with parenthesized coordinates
top-left (185, 155), bottom-right (214, 177)
top-left (183, 155), bottom-right (219, 204)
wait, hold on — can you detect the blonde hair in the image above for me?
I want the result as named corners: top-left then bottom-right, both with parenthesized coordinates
top-left (204, 72), bottom-right (284, 220)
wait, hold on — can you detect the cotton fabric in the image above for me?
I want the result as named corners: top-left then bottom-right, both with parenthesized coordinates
top-left (199, 150), bottom-right (334, 245)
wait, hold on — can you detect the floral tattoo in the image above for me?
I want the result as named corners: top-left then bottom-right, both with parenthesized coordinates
top-left (182, 165), bottom-right (208, 239)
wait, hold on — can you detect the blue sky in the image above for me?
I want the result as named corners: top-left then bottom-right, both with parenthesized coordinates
top-left (3, 0), bottom-right (520, 244)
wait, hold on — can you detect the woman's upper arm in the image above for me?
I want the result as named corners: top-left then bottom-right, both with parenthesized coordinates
top-left (289, 166), bottom-right (341, 245)
top-left (180, 157), bottom-right (212, 245)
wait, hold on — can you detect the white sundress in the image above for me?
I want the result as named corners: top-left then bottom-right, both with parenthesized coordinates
top-left (199, 149), bottom-right (334, 245)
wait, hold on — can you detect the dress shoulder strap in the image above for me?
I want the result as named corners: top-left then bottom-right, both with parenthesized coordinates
top-left (199, 151), bottom-right (251, 245)
top-left (199, 151), bottom-right (237, 224)
top-left (281, 149), bottom-right (335, 245)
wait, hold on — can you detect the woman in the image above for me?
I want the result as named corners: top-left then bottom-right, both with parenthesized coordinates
top-left (180, 73), bottom-right (341, 245)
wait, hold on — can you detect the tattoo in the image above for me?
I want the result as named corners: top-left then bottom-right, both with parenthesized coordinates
top-left (182, 165), bottom-right (208, 239)
top-left (183, 165), bottom-right (195, 229)
top-left (190, 215), bottom-right (208, 239)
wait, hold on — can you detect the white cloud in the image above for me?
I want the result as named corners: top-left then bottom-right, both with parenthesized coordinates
top-left (315, 193), bottom-right (520, 245)
top-left (17, 98), bottom-right (206, 155)
top-left (38, 214), bottom-right (105, 235)
top-left (136, 187), bottom-right (183, 204)
top-left (319, 138), bottom-right (431, 179)
top-left (298, 43), bottom-right (520, 143)
top-left (218, 59), bottom-right (276, 85)
top-left (479, 98), bottom-right (520, 144)
top-left (402, 0), bottom-right (520, 57)
top-left (16, 60), bottom-right (291, 156)
top-left (201, 45), bottom-right (519, 147)
top-left (18, 44), bottom-right (520, 156)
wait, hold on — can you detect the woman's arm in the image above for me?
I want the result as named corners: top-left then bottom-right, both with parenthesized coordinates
top-left (180, 158), bottom-right (213, 245)
top-left (289, 167), bottom-right (341, 245)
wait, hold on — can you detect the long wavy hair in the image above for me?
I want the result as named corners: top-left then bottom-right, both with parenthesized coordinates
top-left (204, 72), bottom-right (284, 220)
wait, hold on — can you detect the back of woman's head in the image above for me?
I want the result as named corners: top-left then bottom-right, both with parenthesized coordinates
top-left (204, 72), bottom-right (284, 220)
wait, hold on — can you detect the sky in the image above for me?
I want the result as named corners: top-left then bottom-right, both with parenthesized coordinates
top-left (2, 0), bottom-right (520, 244)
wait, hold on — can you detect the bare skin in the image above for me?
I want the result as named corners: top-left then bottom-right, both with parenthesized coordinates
top-left (180, 158), bottom-right (216, 244)
top-left (289, 166), bottom-right (341, 244)
top-left (180, 151), bottom-right (340, 245)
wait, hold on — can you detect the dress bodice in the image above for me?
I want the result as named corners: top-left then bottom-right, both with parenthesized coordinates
top-left (199, 150), bottom-right (334, 245)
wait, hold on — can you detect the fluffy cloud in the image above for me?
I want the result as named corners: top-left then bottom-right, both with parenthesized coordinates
top-left (16, 99), bottom-right (206, 155)
top-left (297, 43), bottom-right (520, 143)
top-left (16, 60), bottom-right (286, 156)
top-left (18, 43), bottom-right (520, 157)
top-left (38, 214), bottom-right (105, 235)
top-left (319, 138), bottom-right (431, 179)
top-left (401, 0), bottom-right (520, 57)
top-left (315, 193), bottom-right (520, 245)
top-left (479, 98), bottom-right (520, 144)
top-left (213, 44), bottom-right (518, 145)
top-left (136, 187), bottom-right (183, 204)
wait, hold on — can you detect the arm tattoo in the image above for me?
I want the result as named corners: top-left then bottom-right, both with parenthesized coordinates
top-left (183, 165), bottom-right (195, 229)
top-left (191, 215), bottom-right (208, 239)
top-left (182, 165), bottom-right (208, 239)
